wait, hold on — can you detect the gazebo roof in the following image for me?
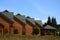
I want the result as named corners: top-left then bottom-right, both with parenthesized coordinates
top-left (44, 25), bottom-right (56, 29)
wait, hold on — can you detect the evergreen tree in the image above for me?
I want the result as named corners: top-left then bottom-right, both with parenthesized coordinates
top-left (47, 16), bottom-right (51, 25)
top-left (43, 16), bottom-right (57, 27)
top-left (43, 23), bottom-right (47, 26)
top-left (51, 17), bottom-right (57, 27)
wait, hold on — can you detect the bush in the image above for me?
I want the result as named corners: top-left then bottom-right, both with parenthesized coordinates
top-left (14, 29), bottom-right (18, 34)
top-left (4, 29), bottom-right (8, 34)
top-left (32, 27), bottom-right (39, 35)
top-left (56, 31), bottom-right (60, 36)
top-left (22, 31), bottom-right (25, 35)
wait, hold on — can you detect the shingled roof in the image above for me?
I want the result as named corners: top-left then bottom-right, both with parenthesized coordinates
top-left (26, 17), bottom-right (35, 26)
top-left (35, 20), bottom-right (43, 26)
top-left (0, 10), bottom-right (14, 23)
top-left (14, 14), bottom-right (26, 24)
top-left (44, 25), bottom-right (56, 29)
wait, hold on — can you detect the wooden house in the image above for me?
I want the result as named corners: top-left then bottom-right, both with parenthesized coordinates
top-left (0, 10), bottom-right (14, 35)
top-left (35, 20), bottom-right (42, 36)
top-left (13, 14), bottom-right (26, 35)
top-left (25, 17), bottom-right (35, 35)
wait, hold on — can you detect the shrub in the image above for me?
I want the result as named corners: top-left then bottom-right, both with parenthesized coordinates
top-left (56, 31), bottom-right (60, 36)
top-left (4, 29), bottom-right (8, 34)
top-left (22, 31), bottom-right (25, 35)
top-left (14, 29), bottom-right (18, 34)
top-left (32, 27), bottom-right (39, 35)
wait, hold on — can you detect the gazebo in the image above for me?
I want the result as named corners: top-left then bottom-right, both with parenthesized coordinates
top-left (41, 25), bottom-right (57, 36)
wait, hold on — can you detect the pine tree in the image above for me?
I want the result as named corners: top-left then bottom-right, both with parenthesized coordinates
top-left (47, 16), bottom-right (51, 25)
top-left (51, 17), bottom-right (57, 27)
top-left (43, 16), bottom-right (57, 27)
top-left (43, 23), bottom-right (47, 26)
top-left (43, 16), bottom-right (51, 26)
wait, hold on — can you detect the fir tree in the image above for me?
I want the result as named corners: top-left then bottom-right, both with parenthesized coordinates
top-left (47, 16), bottom-right (51, 25)
top-left (51, 17), bottom-right (57, 27)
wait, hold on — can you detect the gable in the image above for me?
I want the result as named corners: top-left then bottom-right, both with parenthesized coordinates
top-left (0, 10), bottom-right (14, 23)
top-left (14, 14), bottom-right (26, 24)
top-left (26, 18), bottom-right (35, 26)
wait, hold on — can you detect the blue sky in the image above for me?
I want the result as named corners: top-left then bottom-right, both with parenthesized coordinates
top-left (0, 0), bottom-right (60, 24)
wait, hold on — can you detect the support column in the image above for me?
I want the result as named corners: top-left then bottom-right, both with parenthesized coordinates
top-left (9, 24), bottom-right (14, 35)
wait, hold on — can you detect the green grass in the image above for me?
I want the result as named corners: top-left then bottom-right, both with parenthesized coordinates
top-left (0, 35), bottom-right (60, 40)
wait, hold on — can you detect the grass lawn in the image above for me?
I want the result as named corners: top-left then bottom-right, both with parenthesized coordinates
top-left (0, 35), bottom-right (60, 40)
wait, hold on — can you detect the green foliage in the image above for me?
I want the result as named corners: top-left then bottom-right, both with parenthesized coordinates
top-left (43, 16), bottom-right (57, 27)
top-left (22, 31), bottom-right (25, 35)
top-left (56, 25), bottom-right (60, 36)
top-left (43, 23), bottom-right (47, 26)
top-left (4, 29), bottom-right (8, 34)
top-left (47, 16), bottom-right (51, 25)
top-left (51, 17), bottom-right (57, 27)
top-left (56, 31), bottom-right (60, 36)
top-left (14, 29), bottom-right (18, 34)
top-left (32, 27), bottom-right (39, 35)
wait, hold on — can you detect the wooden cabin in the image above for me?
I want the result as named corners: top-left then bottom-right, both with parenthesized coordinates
top-left (35, 20), bottom-right (42, 36)
top-left (25, 17), bottom-right (35, 35)
top-left (0, 10), bottom-right (14, 35)
top-left (13, 14), bottom-right (26, 35)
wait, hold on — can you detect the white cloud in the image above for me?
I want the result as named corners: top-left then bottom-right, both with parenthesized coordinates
top-left (34, 18), bottom-right (40, 20)
top-left (34, 18), bottom-right (47, 24)
top-left (42, 19), bottom-right (48, 24)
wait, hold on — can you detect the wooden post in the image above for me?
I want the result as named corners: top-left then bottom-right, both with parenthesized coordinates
top-left (55, 30), bottom-right (56, 36)
top-left (9, 24), bottom-right (14, 35)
